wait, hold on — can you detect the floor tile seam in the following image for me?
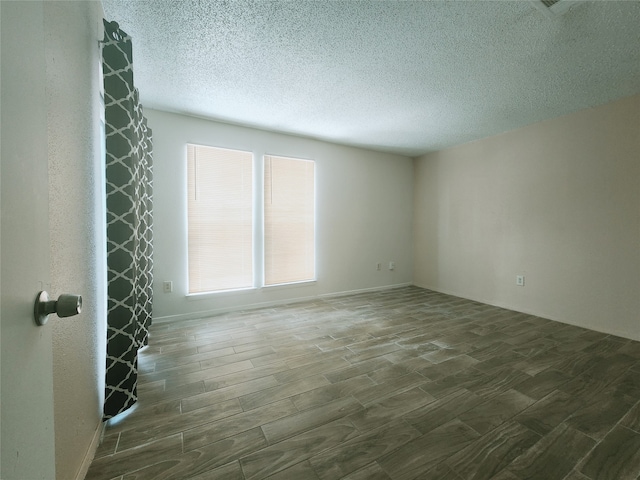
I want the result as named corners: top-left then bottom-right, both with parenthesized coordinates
top-left (134, 380), bottom-right (205, 407)
top-left (307, 420), bottom-right (420, 479)
top-left (368, 392), bottom-right (439, 429)
top-left (491, 425), bottom-right (588, 480)
top-left (621, 398), bottom-right (640, 434)
top-left (498, 468), bottom-right (524, 480)
top-left (571, 437), bottom-right (601, 479)
top-left (138, 361), bottom-right (218, 379)
top-left (513, 368), bottom-right (574, 401)
top-left (205, 377), bottom-right (281, 402)
top-left (347, 343), bottom-right (406, 357)
top-left (513, 388), bottom-right (574, 421)
top-left (358, 380), bottom-right (432, 409)
top-left (260, 405), bottom-right (365, 446)
top-left (507, 343), bottom-right (557, 358)
top-left (237, 387), bottom-right (312, 413)
top-left (190, 338), bottom-right (270, 353)
top-left (180, 421), bottom-right (268, 454)
top-left (115, 401), bottom-right (241, 453)
top-left (104, 462), bottom-right (151, 480)
top-left (557, 376), bottom-right (613, 400)
top-left (144, 359), bottom-right (226, 375)
top-left (544, 420), bottom-right (601, 478)
top-left (343, 336), bottom-right (403, 351)
top-left (182, 388), bottom-right (274, 415)
top-left (202, 367), bottom-right (291, 392)
top-left (470, 411), bottom-right (546, 459)
top-left (103, 408), bottom-right (181, 436)
top-left (162, 328), bottom-right (250, 343)
top-left (439, 463), bottom-right (468, 480)
top-left (239, 419), bottom-right (359, 480)
top-left (595, 398), bottom-right (640, 442)
top-left (278, 356), bottom-right (352, 376)
top-left (613, 362), bottom-right (640, 386)
top-left (406, 397), bottom-right (479, 434)
top-left (94, 432), bottom-right (121, 460)
top-left (154, 345), bottom-right (232, 365)
top-left (147, 334), bottom-right (196, 348)
top-left (90, 433), bottom-right (184, 472)
top-left (158, 346), bottom-right (200, 357)
top-left (361, 364), bottom-right (412, 382)
top-left (565, 386), bottom-right (640, 428)
top-left (202, 351), bottom-right (275, 370)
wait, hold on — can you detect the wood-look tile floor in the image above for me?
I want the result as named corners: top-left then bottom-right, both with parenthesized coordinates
top-left (86, 286), bottom-right (640, 480)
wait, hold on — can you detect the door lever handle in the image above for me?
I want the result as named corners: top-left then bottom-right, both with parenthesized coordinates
top-left (34, 291), bottom-right (82, 326)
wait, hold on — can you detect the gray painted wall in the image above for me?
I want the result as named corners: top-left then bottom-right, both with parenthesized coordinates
top-left (46, 2), bottom-right (106, 479)
top-left (147, 109), bottom-right (415, 321)
top-left (414, 94), bottom-right (640, 341)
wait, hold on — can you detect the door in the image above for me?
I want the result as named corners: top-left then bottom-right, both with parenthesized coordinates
top-left (1, 2), bottom-right (57, 478)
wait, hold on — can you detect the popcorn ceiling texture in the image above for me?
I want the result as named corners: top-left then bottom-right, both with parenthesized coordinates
top-left (102, 0), bottom-right (640, 156)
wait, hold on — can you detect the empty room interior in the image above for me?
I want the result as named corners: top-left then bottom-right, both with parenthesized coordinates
top-left (1, 1), bottom-right (639, 480)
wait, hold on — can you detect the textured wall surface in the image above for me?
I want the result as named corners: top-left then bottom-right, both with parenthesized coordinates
top-left (413, 94), bottom-right (640, 341)
top-left (46, 2), bottom-right (106, 479)
top-left (147, 109), bottom-right (414, 321)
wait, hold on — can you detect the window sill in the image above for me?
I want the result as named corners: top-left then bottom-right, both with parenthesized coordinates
top-left (186, 287), bottom-right (258, 301)
top-left (261, 280), bottom-right (317, 290)
top-left (186, 280), bottom-right (317, 300)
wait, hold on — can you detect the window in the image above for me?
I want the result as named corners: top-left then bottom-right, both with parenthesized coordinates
top-left (187, 144), bottom-right (253, 293)
top-left (264, 155), bottom-right (315, 285)
top-left (187, 145), bottom-right (315, 294)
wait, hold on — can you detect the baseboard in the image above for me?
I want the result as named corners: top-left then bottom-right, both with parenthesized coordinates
top-left (413, 282), bottom-right (640, 342)
top-left (318, 283), bottom-right (413, 298)
top-left (152, 283), bottom-right (412, 324)
top-left (75, 420), bottom-right (105, 480)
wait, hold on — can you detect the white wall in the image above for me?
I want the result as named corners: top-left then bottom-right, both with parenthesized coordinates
top-left (45, 2), bottom-right (106, 479)
top-left (147, 109), bottom-right (414, 320)
top-left (413, 94), bottom-right (640, 341)
top-left (1, 2), bottom-right (56, 478)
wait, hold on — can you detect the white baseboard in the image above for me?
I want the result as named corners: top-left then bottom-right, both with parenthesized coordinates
top-left (413, 282), bottom-right (640, 342)
top-left (318, 283), bottom-right (413, 298)
top-left (152, 283), bottom-right (413, 324)
top-left (76, 420), bottom-right (105, 480)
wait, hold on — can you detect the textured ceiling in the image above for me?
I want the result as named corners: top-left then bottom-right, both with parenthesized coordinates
top-left (101, 0), bottom-right (640, 156)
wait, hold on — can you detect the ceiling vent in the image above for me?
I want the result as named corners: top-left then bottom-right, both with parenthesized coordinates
top-left (531, 0), bottom-right (578, 18)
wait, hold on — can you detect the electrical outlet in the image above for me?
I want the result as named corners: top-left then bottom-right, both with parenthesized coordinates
top-left (516, 275), bottom-right (525, 286)
top-left (376, 262), bottom-right (381, 271)
top-left (163, 281), bottom-right (173, 293)
top-left (389, 262), bottom-right (395, 271)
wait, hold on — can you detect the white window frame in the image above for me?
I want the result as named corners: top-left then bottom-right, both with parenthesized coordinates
top-left (185, 145), bottom-right (316, 296)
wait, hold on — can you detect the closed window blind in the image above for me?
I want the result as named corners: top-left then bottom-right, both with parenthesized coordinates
top-left (187, 144), bottom-right (253, 293)
top-left (264, 155), bottom-right (315, 285)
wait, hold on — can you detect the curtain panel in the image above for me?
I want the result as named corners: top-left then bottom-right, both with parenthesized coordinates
top-left (102, 20), bottom-right (154, 419)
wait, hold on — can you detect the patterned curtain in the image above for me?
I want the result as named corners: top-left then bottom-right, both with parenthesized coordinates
top-left (102, 20), bottom-right (154, 419)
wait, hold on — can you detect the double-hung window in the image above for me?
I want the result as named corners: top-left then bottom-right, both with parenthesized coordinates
top-left (187, 144), bottom-right (254, 294)
top-left (187, 144), bottom-right (315, 294)
top-left (264, 155), bottom-right (315, 286)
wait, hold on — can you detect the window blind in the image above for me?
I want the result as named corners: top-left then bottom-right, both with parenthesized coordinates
top-left (187, 144), bottom-right (253, 293)
top-left (264, 155), bottom-right (315, 285)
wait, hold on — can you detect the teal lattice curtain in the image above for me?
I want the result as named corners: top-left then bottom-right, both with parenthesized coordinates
top-left (102, 20), bottom-right (153, 419)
